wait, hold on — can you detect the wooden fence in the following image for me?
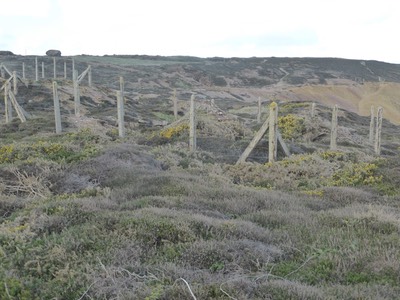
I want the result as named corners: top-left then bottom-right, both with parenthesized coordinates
top-left (0, 59), bottom-right (387, 161)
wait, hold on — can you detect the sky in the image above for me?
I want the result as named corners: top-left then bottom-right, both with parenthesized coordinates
top-left (1, 0), bottom-right (400, 64)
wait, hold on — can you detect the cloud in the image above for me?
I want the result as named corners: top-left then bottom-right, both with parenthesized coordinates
top-left (0, 0), bottom-right (51, 17)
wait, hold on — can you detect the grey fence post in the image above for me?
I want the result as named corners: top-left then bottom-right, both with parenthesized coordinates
top-left (35, 57), bottom-right (39, 81)
top-left (73, 70), bottom-right (80, 116)
top-left (374, 107), bottom-right (383, 155)
top-left (369, 106), bottom-right (375, 143)
top-left (4, 82), bottom-right (12, 123)
top-left (53, 81), bottom-right (62, 134)
top-left (117, 91), bottom-right (125, 137)
top-left (268, 102), bottom-right (278, 162)
top-left (311, 102), bottom-right (316, 118)
top-left (257, 97), bottom-right (262, 124)
top-left (13, 71), bottom-right (18, 95)
top-left (53, 57), bottom-right (57, 79)
top-left (88, 66), bottom-right (92, 87)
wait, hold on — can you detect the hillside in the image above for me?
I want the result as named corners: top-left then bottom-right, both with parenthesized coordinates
top-left (1, 54), bottom-right (400, 299)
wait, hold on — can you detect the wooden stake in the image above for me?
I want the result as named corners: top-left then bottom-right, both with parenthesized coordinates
top-left (42, 62), bottom-right (45, 79)
top-left (64, 61), bottom-right (67, 79)
top-left (53, 57), bottom-right (57, 79)
top-left (72, 58), bottom-right (75, 80)
top-left (8, 90), bottom-right (26, 122)
top-left (53, 81), bottom-right (62, 134)
top-left (119, 76), bottom-right (124, 95)
top-left (117, 91), bottom-right (125, 137)
top-left (330, 105), bottom-right (338, 150)
top-left (369, 106), bottom-right (375, 143)
top-left (268, 102), bottom-right (278, 162)
top-left (277, 130), bottom-right (291, 157)
top-left (236, 116), bottom-right (270, 164)
top-left (4, 82), bottom-right (12, 123)
top-left (173, 89), bottom-right (178, 120)
top-left (22, 62), bottom-right (26, 80)
top-left (311, 102), bottom-right (316, 118)
top-left (13, 71), bottom-right (18, 95)
top-left (257, 97), bottom-right (262, 124)
top-left (189, 94), bottom-right (196, 152)
top-left (0, 64), bottom-right (4, 78)
top-left (73, 70), bottom-right (80, 116)
top-left (374, 107), bottom-right (383, 155)
top-left (88, 66), bottom-right (92, 87)
top-left (35, 57), bottom-right (39, 81)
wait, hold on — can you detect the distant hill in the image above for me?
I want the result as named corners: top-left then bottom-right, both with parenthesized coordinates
top-left (1, 55), bottom-right (400, 124)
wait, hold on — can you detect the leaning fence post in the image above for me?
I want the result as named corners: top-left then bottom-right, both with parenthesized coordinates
top-left (117, 90), bottom-right (125, 138)
top-left (13, 71), bottom-right (18, 95)
top-left (35, 57), bottom-right (39, 81)
top-left (374, 107), bottom-right (383, 155)
top-left (73, 70), bottom-right (80, 116)
top-left (189, 94), bottom-right (197, 152)
top-left (53, 81), bottom-right (62, 134)
top-left (369, 106), bottom-right (375, 143)
top-left (268, 101), bottom-right (278, 162)
top-left (330, 105), bottom-right (338, 151)
top-left (257, 97), bottom-right (262, 124)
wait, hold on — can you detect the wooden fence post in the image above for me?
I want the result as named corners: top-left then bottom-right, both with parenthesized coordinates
top-left (4, 82), bottom-right (12, 123)
top-left (73, 70), bottom-right (80, 116)
top-left (53, 57), bottom-right (57, 79)
top-left (64, 61), bottom-right (67, 79)
top-left (22, 62), bottom-right (26, 80)
top-left (72, 58), bottom-right (75, 80)
top-left (88, 66), bottom-right (92, 87)
top-left (257, 97), bottom-right (262, 124)
top-left (173, 89), bottom-right (178, 120)
top-left (13, 71), bottom-right (18, 95)
top-left (119, 76), bottom-right (124, 97)
top-left (8, 90), bottom-right (26, 123)
top-left (0, 64), bottom-right (4, 78)
top-left (330, 105), bottom-right (338, 150)
top-left (311, 102), bottom-right (316, 118)
top-left (35, 57), bottom-right (39, 81)
top-left (374, 107), bottom-right (383, 155)
top-left (53, 81), bottom-right (62, 134)
top-left (117, 91), bottom-right (125, 137)
top-left (268, 102), bottom-right (278, 162)
top-left (189, 94), bottom-right (196, 152)
top-left (42, 62), bottom-right (45, 79)
top-left (369, 106), bottom-right (375, 143)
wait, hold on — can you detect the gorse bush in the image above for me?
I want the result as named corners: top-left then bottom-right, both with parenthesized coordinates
top-left (0, 129), bottom-right (101, 165)
top-left (278, 114), bottom-right (306, 140)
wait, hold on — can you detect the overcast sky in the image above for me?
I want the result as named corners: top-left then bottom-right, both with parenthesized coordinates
top-left (1, 0), bottom-right (400, 63)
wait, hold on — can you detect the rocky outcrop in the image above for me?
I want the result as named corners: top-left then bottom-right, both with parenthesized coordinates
top-left (0, 51), bottom-right (15, 56)
top-left (46, 49), bottom-right (62, 57)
